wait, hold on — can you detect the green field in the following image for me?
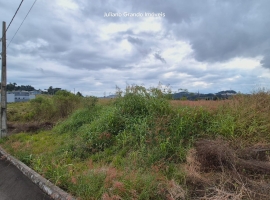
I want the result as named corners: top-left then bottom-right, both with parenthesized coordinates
top-left (1, 87), bottom-right (270, 199)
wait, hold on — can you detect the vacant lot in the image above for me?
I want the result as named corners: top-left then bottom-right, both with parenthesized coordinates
top-left (1, 88), bottom-right (270, 199)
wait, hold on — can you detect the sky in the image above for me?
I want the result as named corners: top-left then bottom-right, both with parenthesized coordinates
top-left (1, 0), bottom-right (270, 96)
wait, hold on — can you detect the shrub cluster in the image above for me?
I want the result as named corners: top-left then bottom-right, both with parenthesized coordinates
top-left (28, 91), bottom-right (98, 122)
top-left (55, 85), bottom-right (211, 164)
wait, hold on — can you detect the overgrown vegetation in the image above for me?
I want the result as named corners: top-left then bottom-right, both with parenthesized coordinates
top-left (7, 90), bottom-right (98, 134)
top-left (2, 86), bottom-right (270, 199)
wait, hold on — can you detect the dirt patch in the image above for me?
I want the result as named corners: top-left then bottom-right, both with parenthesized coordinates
top-left (186, 139), bottom-right (270, 199)
top-left (7, 122), bottom-right (54, 135)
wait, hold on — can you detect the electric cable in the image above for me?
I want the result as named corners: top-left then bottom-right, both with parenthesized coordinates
top-left (6, 0), bottom-right (24, 33)
top-left (7, 0), bottom-right (38, 48)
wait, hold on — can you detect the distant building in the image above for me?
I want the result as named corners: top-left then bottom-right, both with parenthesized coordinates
top-left (29, 90), bottom-right (42, 95)
top-left (7, 94), bottom-right (15, 103)
top-left (0, 93), bottom-right (15, 103)
top-left (0, 91), bottom-right (36, 103)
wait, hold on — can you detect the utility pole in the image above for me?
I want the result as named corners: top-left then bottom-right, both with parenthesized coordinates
top-left (1, 21), bottom-right (7, 138)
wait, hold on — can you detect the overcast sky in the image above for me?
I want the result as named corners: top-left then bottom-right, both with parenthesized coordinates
top-left (1, 0), bottom-right (270, 96)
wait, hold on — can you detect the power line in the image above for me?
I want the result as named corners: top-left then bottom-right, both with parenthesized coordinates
top-left (1, 0), bottom-right (24, 42)
top-left (7, 0), bottom-right (38, 48)
top-left (6, 0), bottom-right (24, 33)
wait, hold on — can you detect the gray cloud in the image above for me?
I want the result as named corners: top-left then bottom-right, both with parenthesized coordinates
top-left (127, 36), bottom-right (143, 45)
top-left (1, 0), bottom-right (270, 96)
top-left (260, 50), bottom-right (270, 69)
top-left (131, 0), bottom-right (270, 68)
top-left (154, 53), bottom-right (166, 64)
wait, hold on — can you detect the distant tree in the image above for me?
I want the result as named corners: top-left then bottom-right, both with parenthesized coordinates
top-left (48, 86), bottom-right (54, 95)
top-left (54, 88), bottom-right (62, 94)
top-left (55, 90), bottom-right (74, 96)
top-left (213, 96), bottom-right (218, 101)
top-left (178, 88), bottom-right (188, 92)
top-left (7, 82), bottom-right (16, 91)
top-left (21, 85), bottom-right (35, 91)
top-left (76, 91), bottom-right (83, 97)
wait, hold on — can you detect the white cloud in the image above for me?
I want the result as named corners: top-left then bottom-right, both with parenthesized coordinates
top-left (14, 38), bottom-right (48, 51)
top-left (220, 56), bottom-right (262, 70)
top-left (56, 0), bottom-right (79, 11)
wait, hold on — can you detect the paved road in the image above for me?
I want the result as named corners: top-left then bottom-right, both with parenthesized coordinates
top-left (0, 153), bottom-right (52, 200)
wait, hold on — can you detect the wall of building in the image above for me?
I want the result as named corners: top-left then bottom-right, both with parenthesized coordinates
top-left (7, 94), bottom-right (15, 103)
top-left (1, 91), bottom-right (36, 103)
top-left (29, 95), bottom-right (35, 100)
top-left (0, 94), bottom-right (15, 103)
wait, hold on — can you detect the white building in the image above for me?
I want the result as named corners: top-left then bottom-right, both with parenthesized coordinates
top-left (0, 94), bottom-right (15, 103)
top-left (0, 91), bottom-right (35, 103)
top-left (7, 94), bottom-right (15, 102)
top-left (29, 90), bottom-right (42, 95)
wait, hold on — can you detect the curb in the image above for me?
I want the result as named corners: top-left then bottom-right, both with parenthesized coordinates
top-left (0, 146), bottom-right (76, 200)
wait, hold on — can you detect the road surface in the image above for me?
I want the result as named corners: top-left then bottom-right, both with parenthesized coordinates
top-left (0, 153), bottom-right (52, 200)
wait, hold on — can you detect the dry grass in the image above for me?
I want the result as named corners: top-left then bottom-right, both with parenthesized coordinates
top-left (165, 180), bottom-right (186, 200)
top-left (7, 121), bottom-right (54, 135)
top-left (185, 139), bottom-right (270, 200)
top-left (98, 98), bottom-right (115, 106)
top-left (170, 100), bottom-right (230, 111)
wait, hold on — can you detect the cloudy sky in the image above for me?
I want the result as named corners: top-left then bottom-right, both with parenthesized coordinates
top-left (1, 0), bottom-right (270, 96)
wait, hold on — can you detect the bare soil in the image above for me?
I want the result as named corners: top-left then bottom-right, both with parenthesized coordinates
top-left (7, 122), bottom-right (54, 135)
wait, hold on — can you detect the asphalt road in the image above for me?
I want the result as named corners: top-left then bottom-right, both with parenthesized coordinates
top-left (0, 153), bottom-right (52, 200)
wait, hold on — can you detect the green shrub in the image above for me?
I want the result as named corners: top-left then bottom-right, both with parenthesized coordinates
top-left (27, 91), bottom-right (98, 123)
top-left (30, 96), bottom-right (55, 121)
top-left (115, 85), bottom-right (172, 117)
top-left (80, 96), bottom-right (98, 110)
top-left (53, 90), bottom-right (80, 118)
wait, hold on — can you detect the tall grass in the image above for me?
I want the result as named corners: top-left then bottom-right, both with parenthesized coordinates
top-left (207, 91), bottom-right (270, 141)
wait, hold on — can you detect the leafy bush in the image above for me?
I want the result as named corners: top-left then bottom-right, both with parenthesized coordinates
top-left (53, 90), bottom-right (80, 118)
top-left (26, 91), bottom-right (98, 123)
top-left (115, 85), bottom-right (172, 117)
top-left (29, 96), bottom-right (56, 121)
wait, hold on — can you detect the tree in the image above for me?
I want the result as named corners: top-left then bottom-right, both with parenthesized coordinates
top-left (76, 91), bottom-right (83, 97)
top-left (178, 88), bottom-right (188, 92)
top-left (7, 82), bottom-right (16, 91)
top-left (48, 86), bottom-right (54, 95)
top-left (213, 96), bottom-right (218, 101)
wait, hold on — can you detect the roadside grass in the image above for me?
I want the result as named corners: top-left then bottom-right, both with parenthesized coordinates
top-left (1, 87), bottom-right (270, 199)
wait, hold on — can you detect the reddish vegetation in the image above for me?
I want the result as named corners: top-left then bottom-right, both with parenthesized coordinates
top-left (170, 100), bottom-right (231, 111)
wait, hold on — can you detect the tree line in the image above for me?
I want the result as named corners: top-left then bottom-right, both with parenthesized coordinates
top-left (0, 82), bottom-right (35, 91)
top-left (1, 82), bottom-right (84, 97)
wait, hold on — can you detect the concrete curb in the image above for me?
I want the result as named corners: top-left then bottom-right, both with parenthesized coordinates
top-left (0, 146), bottom-right (76, 200)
